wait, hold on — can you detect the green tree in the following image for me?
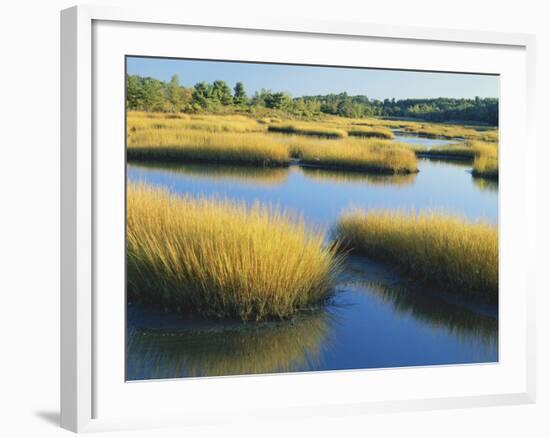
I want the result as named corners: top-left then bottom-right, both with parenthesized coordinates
top-left (192, 82), bottom-right (212, 108)
top-left (265, 92), bottom-right (292, 110)
top-left (233, 82), bottom-right (248, 106)
top-left (166, 74), bottom-right (182, 111)
top-left (141, 77), bottom-right (165, 111)
top-left (211, 80), bottom-right (233, 105)
top-left (126, 75), bottom-right (144, 110)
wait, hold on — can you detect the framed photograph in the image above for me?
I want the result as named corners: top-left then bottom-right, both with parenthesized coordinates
top-left (61, 5), bottom-right (536, 433)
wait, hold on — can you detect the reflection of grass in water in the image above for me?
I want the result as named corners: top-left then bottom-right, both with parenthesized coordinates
top-left (418, 157), bottom-right (472, 169)
top-left (126, 311), bottom-right (332, 379)
top-left (300, 166), bottom-right (417, 187)
top-left (472, 176), bottom-right (498, 193)
top-left (350, 278), bottom-right (497, 348)
top-left (129, 162), bottom-right (290, 187)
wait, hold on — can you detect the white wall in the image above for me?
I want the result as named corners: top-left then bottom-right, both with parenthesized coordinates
top-left (0, 1), bottom-right (547, 436)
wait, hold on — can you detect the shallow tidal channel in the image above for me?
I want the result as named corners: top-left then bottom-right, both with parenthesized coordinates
top-left (126, 140), bottom-right (498, 380)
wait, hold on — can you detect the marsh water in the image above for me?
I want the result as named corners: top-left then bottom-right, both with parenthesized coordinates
top-left (126, 136), bottom-right (498, 380)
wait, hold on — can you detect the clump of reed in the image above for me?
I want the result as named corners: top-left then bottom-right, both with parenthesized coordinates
top-left (128, 111), bottom-right (265, 134)
top-left (127, 129), bottom-right (290, 166)
top-left (335, 210), bottom-right (498, 299)
top-left (400, 123), bottom-right (480, 139)
top-left (347, 126), bottom-right (394, 139)
top-left (477, 130), bottom-right (499, 143)
top-left (287, 137), bottom-right (418, 174)
top-left (268, 122), bottom-right (348, 138)
top-left (127, 184), bottom-right (343, 321)
top-left (471, 141), bottom-right (498, 180)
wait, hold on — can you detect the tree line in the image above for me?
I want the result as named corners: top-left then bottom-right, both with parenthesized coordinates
top-left (126, 74), bottom-right (498, 125)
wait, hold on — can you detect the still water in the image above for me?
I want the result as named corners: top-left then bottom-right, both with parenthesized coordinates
top-left (126, 156), bottom-right (498, 380)
top-left (393, 134), bottom-right (458, 148)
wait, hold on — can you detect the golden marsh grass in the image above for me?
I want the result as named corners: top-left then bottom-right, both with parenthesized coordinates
top-left (471, 141), bottom-right (499, 180)
top-left (335, 210), bottom-right (498, 299)
top-left (287, 137), bottom-right (418, 174)
top-left (128, 111), bottom-right (264, 133)
top-left (127, 184), bottom-right (343, 321)
top-left (268, 122), bottom-right (348, 138)
top-left (347, 126), bottom-right (394, 139)
top-left (127, 129), bottom-right (290, 166)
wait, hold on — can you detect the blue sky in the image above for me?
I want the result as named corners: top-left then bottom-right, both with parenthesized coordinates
top-left (127, 57), bottom-right (499, 100)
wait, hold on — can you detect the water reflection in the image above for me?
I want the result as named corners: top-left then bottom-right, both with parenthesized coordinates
top-left (126, 152), bottom-right (499, 379)
top-left (129, 162), bottom-right (290, 187)
top-left (301, 166), bottom-right (417, 187)
top-left (418, 157), bottom-right (472, 168)
top-left (341, 257), bottom-right (498, 348)
top-left (393, 134), bottom-right (459, 148)
top-left (472, 176), bottom-right (499, 193)
top-left (127, 307), bottom-right (333, 379)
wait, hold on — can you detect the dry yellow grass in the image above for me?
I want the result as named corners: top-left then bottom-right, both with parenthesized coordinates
top-left (347, 126), bottom-right (394, 139)
top-left (285, 136), bottom-right (418, 174)
top-left (326, 116), bottom-right (499, 143)
top-left (127, 184), bottom-right (343, 321)
top-left (268, 122), bottom-right (348, 138)
top-left (127, 112), bottom-right (501, 175)
top-left (335, 210), bottom-right (498, 298)
top-left (128, 111), bottom-right (264, 133)
top-left (471, 141), bottom-right (499, 180)
top-left (127, 129), bottom-right (290, 166)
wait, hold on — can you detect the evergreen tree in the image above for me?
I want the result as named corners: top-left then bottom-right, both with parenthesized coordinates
top-left (233, 82), bottom-right (248, 106)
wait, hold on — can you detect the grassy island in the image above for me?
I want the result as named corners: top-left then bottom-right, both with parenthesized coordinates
top-left (127, 184), bottom-right (343, 321)
top-left (335, 210), bottom-right (498, 299)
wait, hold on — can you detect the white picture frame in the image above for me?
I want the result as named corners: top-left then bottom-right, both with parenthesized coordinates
top-left (60, 4), bottom-right (537, 433)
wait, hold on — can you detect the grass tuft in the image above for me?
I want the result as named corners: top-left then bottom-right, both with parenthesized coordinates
top-left (335, 210), bottom-right (498, 299)
top-left (471, 141), bottom-right (498, 180)
top-left (127, 184), bottom-right (343, 321)
top-left (347, 126), bottom-right (394, 139)
top-left (268, 122), bottom-right (348, 138)
top-left (127, 129), bottom-right (290, 166)
top-left (287, 137), bottom-right (418, 174)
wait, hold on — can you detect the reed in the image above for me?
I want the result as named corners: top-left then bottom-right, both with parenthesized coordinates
top-left (471, 141), bottom-right (499, 180)
top-left (335, 210), bottom-right (498, 299)
top-left (287, 137), bottom-right (418, 174)
top-left (127, 184), bottom-right (343, 321)
top-left (128, 111), bottom-right (265, 134)
top-left (347, 126), bottom-right (394, 139)
top-left (127, 129), bottom-right (290, 166)
top-left (268, 122), bottom-right (348, 138)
